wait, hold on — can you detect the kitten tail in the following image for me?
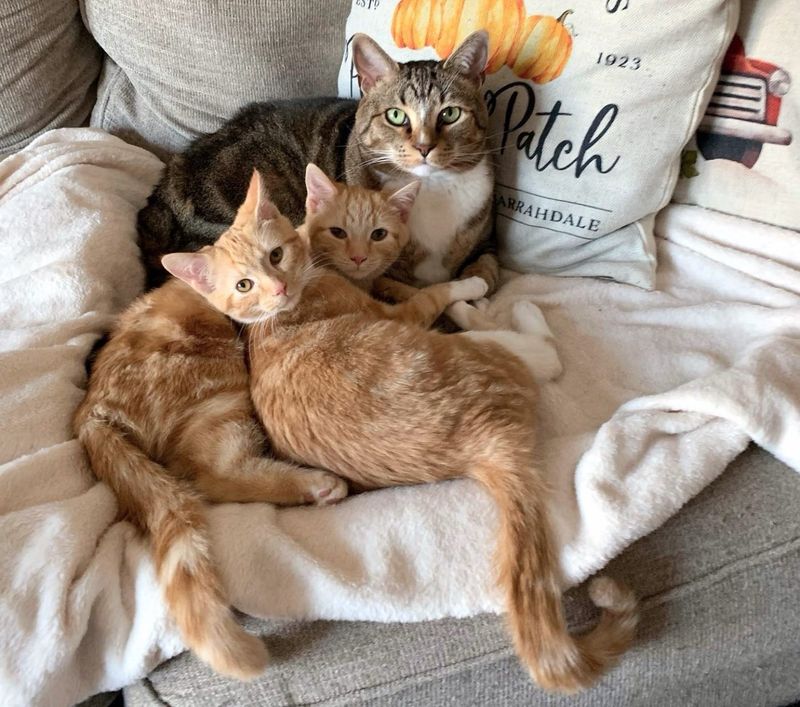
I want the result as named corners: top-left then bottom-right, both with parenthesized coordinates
top-left (471, 461), bottom-right (638, 692)
top-left (77, 416), bottom-right (269, 680)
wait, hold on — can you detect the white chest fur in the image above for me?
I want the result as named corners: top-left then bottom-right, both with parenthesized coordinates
top-left (386, 158), bottom-right (493, 285)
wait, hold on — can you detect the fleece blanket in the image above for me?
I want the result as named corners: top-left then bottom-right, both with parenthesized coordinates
top-left (1, 129), bottom-right (799, 707)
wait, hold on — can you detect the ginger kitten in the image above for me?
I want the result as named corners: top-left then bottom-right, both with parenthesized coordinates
top-left (243, 183), bottom-right (637, 693)
top-left (300, 163), bottom-right (419, 290)
top-left (73, 175), bottom-right (347, 681)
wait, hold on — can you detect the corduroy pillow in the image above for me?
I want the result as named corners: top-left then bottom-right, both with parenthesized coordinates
top-left (337, 0), bottom-right (739, 288)
top-left (84, 0), bottom-right (352, 157)
top-left (0, 0), bottom-right (102, 157)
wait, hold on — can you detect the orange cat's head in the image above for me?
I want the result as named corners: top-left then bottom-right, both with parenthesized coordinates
top-left (162, 171), bottom-right (311, 323)
top-left (302, 163), bottom-right (419, 284)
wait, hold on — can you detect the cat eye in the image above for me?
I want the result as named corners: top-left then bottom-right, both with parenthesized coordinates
top-left (329, 227), bottom-right (348, 239)
top-left (385, 108), bottom-right (408, 127)
top-left (236, 279), bottom-right (253, 292)
top-left (370, 228), bottom-right (388, 242)
top-left (269, 247), bottom-right (283, 265)
top-left (439, 106), bottom-right (462, 125)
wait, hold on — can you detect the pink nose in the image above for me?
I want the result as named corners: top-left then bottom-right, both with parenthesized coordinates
top-left (350, 255), bottom-right (367, 266)
top-left (414, 143), bottom-right (434, 158)
top-left (274, 281), bottom-right (287, 296)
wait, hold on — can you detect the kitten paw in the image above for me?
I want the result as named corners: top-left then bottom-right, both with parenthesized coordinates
top-left (303, 471), bottom-right (349, 506)
top-left (510, 301), bottom-right (554, 339)
top-left (450, 276), bottom-right (488, 303)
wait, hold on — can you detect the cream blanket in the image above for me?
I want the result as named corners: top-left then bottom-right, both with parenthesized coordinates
top-left (1, 130), bottom-right (799, 707)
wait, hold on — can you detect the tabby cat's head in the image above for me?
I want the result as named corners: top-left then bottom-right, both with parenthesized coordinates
top-left (351, 31), bottom-right (489, 178)
top-left (302, 164), bottom-right (418, 283)
top-left (162, 171), bottom-right (311, 323)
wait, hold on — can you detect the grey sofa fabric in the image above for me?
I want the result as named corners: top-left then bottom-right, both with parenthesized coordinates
top-left (123, 446), bottom-right (800, 706)
top-left (0, 0), bottom-right (102, 157)
top-left (82, 0), bottom-right (352, 157)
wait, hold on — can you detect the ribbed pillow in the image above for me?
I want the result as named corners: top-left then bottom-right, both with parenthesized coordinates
top-left (0, 0), bottom-right (102, 157)
top-left (84, 0), bottom-right (352, 156)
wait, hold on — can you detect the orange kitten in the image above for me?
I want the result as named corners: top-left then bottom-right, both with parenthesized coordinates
top-left (73, 176), bottom-right (348, 681)
top-left (299, 163), bottom-right (419, 290)
top-left (244, 181), bottom-right (638, 693)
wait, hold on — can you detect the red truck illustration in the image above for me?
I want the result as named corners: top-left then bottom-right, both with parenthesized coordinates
top-left (696, 35), bottom-right (792, 168)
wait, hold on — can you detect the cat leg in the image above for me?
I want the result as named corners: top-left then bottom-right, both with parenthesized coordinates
top-left (379, 277), bottom-right (488, 328)
top-left (459, 252), bottom-right (500, 295)
top-left (445, 301), bottom-right (501, 331)
top-left (185, 415), bottom-right (348, 506)
top-left (372, 276), bottom-right (419, 303)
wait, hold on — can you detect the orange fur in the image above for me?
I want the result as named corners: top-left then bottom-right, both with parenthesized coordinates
top-left (73, 172), bottom-right (348, 680)
top-left (244, 189), bottom-right (638, 691)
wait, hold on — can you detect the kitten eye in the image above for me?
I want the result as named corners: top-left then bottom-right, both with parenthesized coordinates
top-left (329, 227), bottom-right (347, 239)
top-left (385, 108), bottom-right (408, 126)
top-left (370, 228), bottom-right (388, 242)
top-left (236, 279), bottom-right (253, 292)
top-left (439, 106), bottom-right (462, 125)
top-left (269, 247), bottom-right (283, 265)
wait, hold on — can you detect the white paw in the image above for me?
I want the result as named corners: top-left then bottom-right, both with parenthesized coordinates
top-left (304, 471), bottom-right (348, 506)
top-left (511, 301), bottom-right (554, 339)
top-left (473, 298), bottom-right (491, 313)
top-left (450, 276), bottom-right (488, 303)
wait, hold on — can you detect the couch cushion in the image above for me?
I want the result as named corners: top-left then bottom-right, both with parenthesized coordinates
top-left (0, 0), bottom-right (102, 157)
top-left (83, 0), bottom-right (352, 156)
top-left (123, 445), bottom-right (800, 706)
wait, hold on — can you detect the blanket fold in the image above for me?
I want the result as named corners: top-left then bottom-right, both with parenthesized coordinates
top-left (1, 130), bottom-right (798, 707)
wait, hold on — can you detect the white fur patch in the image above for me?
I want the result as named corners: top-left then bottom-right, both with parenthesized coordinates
top-left (460, 330), bottom-right (563, 381)
top-left (386, 158), bottom-right (493, 285)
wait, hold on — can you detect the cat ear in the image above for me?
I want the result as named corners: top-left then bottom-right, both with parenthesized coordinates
top-left (236, 170), bottom-right (279, 225)
top-left (443, 30), bottom-right (489, 84)
top-left (386, 181), bottom-right (420, 223)
top-left (305, 163), bottom-right (339, 214)
top-left (161, 252), bottom-right (215, 294)
top-left (351, 33), bottom-right (399, 93)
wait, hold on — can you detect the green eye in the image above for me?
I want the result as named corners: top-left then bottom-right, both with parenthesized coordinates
top-left (236, 279), bottom-right (253, 292)
top-left (385, 108), bottom-right (408, 126)
top-left (439, 106), bottom-right (462, 125)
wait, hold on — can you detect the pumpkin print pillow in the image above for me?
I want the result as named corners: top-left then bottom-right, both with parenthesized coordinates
top-left (337, 0), bottom-right (739, 289)
top-left (673, 0), bottom-right (799, 233)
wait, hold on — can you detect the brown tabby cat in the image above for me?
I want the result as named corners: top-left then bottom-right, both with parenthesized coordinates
top-left (137, 31), bottom-right (497, 294)
top-left (242, 179), bottom-right (638, 693)
top-left (73, 176), bottom-right (351, 680)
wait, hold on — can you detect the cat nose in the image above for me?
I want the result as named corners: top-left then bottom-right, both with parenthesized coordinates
top-left (350, 255), bottom-right (367, 266)
top-left (414, 142), bottom-right (434, 158)
top-left (273, 281), bottom-right (287, 296)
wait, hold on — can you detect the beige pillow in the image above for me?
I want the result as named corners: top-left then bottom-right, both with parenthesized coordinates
top-left (84, 0), bottom-right (352, 156)
top-left (673, 0), bottom-right (799, 232)
top-left (0, 0), bottom-right (102, 157)
top-left (338, 0), bottom-right (739, 288)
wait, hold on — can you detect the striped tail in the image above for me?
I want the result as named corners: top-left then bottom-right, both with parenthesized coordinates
top-left (77, 416), bottom-right (268, 680)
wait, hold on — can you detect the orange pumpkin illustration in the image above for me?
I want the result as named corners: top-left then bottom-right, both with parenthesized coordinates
top-left (390, 1), bottom-right (574, 84)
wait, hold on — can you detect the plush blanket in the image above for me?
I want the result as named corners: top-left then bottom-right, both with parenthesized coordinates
top-left (1, 130), bottom-right (799, 707)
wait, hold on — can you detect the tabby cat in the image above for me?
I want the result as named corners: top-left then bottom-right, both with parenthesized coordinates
top-left (240, 175), bottom-right (638, 693)
top-left (73, 174), bottom-right (350, 680)
top-left (138, 31), bottom-right (497, 294)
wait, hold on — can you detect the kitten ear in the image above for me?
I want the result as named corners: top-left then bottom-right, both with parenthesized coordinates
top-left (351, 33), bottom-right (399, 93)
top-left (443, 30), bottom-right (489, 84)
top-left (386, 181), bottom-right (420, 223)
top-left (236, 170), bottom-right (280, 225)
top-left (305, 163), bottom-right (339, 214)
top-left (161, 252), bottom-right (215, 294)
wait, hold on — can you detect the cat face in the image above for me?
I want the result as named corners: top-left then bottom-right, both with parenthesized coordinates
top-left (302, 164), bottom-right (419, 283)
top-left (351, 31), bottom-right (489, 178)
top-left (162, 171), bottom-right (312, 323)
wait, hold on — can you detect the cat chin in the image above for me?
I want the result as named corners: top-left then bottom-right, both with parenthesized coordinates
top-left (408, 163), bottom-right (438, 177)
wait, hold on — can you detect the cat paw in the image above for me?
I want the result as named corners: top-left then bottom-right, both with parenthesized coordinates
top-left (510, 301), bottom-right (554, 339)
top-left (450, 276), bottom-right (488, 303)
top-left (302, 471), bottom-right (348, 506)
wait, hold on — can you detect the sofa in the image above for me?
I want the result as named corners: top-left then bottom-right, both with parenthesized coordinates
top-left (2, 1), bottom-right (799, 705)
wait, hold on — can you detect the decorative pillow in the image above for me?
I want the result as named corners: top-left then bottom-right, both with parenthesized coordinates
top-left (0, 0), bottom-right (102, 157)
top-left (83, 0), bottom-right (352, 156)
top-left (673, 0), bottom-right (799, 232)
top-left (337, 0), bottom-right (739, 288)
